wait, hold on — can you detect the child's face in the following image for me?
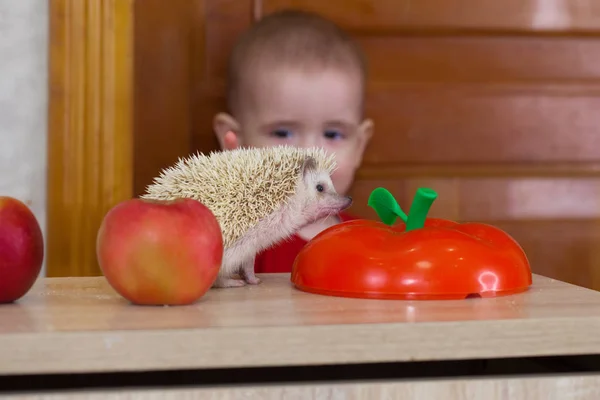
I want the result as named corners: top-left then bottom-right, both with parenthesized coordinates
top-left (216, 67), bottom-right (373, 196)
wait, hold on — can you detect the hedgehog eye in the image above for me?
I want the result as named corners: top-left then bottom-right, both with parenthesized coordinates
top-left (316, 184), bottom-right (324, 192)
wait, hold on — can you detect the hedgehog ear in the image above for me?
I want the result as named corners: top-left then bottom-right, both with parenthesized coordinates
top-left (301, 156), bottom-right (317, 177)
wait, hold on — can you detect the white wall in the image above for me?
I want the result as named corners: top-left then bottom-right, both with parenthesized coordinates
top-left (0, 0), bottom-right (49, 275)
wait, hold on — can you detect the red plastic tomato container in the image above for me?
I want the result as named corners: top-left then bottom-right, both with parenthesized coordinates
top-left (291, 187), bottom-right (533, 300)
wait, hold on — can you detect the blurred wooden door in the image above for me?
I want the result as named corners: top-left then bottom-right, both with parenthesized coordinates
top-left (187, 0), bottom-right (600, 291)
top-left (49, 0), bottom-right (600, 291)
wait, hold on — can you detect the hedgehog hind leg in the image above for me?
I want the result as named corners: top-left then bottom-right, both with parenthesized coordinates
top-left (212, 277), bottom-right (246, 288)
top-left (239, 255), bottom-right (261, 285)
top-left (211, 244), bottom-right (252, 288)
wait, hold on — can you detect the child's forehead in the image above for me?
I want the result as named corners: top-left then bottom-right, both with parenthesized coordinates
top-left (254, 63), bottom-right (356, 82)
top-left (239, 65), bottom-right (363, 116)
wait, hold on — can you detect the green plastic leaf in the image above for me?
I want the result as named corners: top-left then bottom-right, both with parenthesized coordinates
top-left (367, 187), bottom-right (407, 226)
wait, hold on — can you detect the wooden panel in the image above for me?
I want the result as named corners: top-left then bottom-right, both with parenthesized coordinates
top-left (132, 0), bottom-right (199, 197)
top-left (261, 0), bottom-right (600, 33)
top-left (47, 0), bottom-right (134, 277)
top-left (350, 178), bottom-right (600, 221)
top-left (204, 0), bottom-right (254, 79)
top-left (192, 90), bottom-right (226, 154)
top-left (191, 0), bottom-right (254, 154)
top-left (495, 220), bottom-right (600, 290)
top-left (360, 36), bottom-right (600, 83)
top-left (363, 85), bottom-right (600, 164)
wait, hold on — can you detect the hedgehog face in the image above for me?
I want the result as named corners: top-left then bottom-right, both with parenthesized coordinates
top-left (295, 156), bottom-right (353, 222)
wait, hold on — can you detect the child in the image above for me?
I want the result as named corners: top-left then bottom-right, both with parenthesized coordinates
top-left (213, 9), bottom-right (374, 273)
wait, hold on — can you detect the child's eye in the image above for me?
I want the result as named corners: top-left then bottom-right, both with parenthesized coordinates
top-left (324, 130), bottom-right (343, 140)
top-left (271, 129), bottom-right (292, 138)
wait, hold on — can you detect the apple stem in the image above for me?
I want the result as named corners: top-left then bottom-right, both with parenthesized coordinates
top-left (405, 188), bottom-right (438, 231)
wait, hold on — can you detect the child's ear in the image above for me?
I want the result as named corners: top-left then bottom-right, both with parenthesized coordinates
top-left (213, 112), bottom-right (241, 150)
top-left (355, 118), bottom-right (374, 163)
top-left (358, 118), bottom-right (374, 143)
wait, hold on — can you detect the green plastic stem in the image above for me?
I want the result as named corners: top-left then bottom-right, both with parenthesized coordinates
top-left (405, 188), bottom-right (438, 231)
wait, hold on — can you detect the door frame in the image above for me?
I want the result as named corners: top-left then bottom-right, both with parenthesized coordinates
top-left (46, 0), bottom-right (134, 276)
top-left (47, 0), bottom-right (203, 277)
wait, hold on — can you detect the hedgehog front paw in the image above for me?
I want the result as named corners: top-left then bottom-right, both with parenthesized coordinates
top-left (212, 277), bottom-right (246, 288)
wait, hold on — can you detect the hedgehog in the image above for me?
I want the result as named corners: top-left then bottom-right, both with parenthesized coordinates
top-left (141, 145), bottom-right (353, 288)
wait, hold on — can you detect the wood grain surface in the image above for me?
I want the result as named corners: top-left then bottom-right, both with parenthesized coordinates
top-left (260, 0), bottom-right (600, 33)
top-left (3, 373), bottom-right (600, 399)
top-left (47, 0), bottom-right (134, 277)
top-left (1, 274), bottom-right (600, 375)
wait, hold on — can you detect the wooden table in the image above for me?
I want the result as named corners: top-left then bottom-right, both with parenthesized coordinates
top-left (1, 273), bottom-right (600, 399)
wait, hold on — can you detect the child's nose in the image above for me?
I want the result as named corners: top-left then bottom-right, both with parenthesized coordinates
top-left (299, 134), bottom-right (324, 148)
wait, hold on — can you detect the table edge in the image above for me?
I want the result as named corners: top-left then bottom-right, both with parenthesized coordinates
top-left (2, 316), bottom-right (600, 375)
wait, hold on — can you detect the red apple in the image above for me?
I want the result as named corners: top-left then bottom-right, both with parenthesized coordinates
top-left (96, 197), bottom-right (223, 306)
top-left (0, 197), bottom-right (44, 303)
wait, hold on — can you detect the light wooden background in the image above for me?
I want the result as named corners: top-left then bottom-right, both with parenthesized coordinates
top-left (47, 0), bottom-right (600, 292)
